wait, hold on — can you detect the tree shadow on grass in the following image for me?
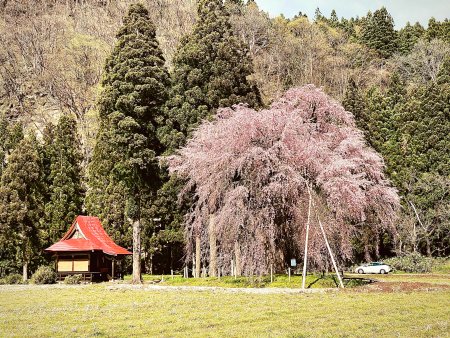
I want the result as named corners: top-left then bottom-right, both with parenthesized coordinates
top-left (307, 274), bottom-right (374, 288)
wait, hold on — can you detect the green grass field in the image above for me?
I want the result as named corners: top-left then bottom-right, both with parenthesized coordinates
top-left (1, 274), bottom-right (449, 337)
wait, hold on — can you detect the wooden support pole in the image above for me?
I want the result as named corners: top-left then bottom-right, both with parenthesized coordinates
top-left (270, 264), bottom-right (273, 283)
top-left (316, 215), bottom-right (344, 288)
top-left (302, 184), bottom-right (313, 289)
top-left (112, 258), bottom-right (115, 282)
top-left (288, 267), bottom-right (291, 282)
top-left (171, 269), bottom-right (174, 280)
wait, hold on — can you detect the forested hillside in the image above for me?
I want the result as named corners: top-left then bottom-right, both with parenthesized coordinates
top-left (0, 0), bottom-right (448, 278)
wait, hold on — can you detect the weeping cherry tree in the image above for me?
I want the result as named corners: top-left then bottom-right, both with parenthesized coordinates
top-left (168, 85), bottom-right (399, 277)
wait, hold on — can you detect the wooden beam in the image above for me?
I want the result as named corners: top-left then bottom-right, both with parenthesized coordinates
top-left (316, 214), bottom-right (344, 288)
top-left (302, 184), bottom-right (313, 290)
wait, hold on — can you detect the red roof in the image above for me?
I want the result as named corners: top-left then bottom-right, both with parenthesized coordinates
top-left (45, 216), bottom-right (131, 256)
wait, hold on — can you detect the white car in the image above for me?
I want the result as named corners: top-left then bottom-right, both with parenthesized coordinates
top-left (355, 262), bottom-right (391, 274)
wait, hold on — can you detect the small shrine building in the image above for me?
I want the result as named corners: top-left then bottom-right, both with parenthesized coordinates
top-left (45, 216), bottom-right (131, 281)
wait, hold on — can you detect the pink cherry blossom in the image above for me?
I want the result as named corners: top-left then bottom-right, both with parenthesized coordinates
top-left (168, 85), bottom-right (399, 276)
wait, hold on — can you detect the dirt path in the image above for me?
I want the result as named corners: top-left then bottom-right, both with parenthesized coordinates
top-left (2, 277), bottom-right (449, 294)
top-left (0, 283), bottom-right (335, 294)
top-left (105, 284), bottom-right (337, 294)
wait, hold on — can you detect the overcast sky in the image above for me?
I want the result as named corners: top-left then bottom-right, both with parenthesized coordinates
top-left (255, 0), bottom-right (449, 28)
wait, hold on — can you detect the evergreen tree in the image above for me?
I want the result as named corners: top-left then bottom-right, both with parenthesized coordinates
top-left (0, 115), bottom-right (23, 178)
top-left (398, 22), bottom-right (425, 54)
top-left (360, 66), bottom-right (450, 256)
top-left (329, 10), bottom-right (339, 28)
top-left (0, 116), bottom-right (24, 276)
top-left (360, 7), bottom-right (398, 58)
top-left (365, 74), bottom-right (406, 153)
top-left (425, 18), bottom-right (450, 42)
top-left (86, 4), bottom-right (170, 283)
top-left (0, 133), bottom-right (44, 281)
top-left (345, 76), bottom-right (406, 260)
top-left (159, 0), bottom-right (261, 152)
top-left (0, 114), bottom-right (8, 178)
top-left (43, 114), bottom-right (83, 245)
top-left (343, 78), bottom-right (367, 131)
top-left (314, 7), bottom-right (326, 22)
top-left (153, 0), bottom-right (262, 273)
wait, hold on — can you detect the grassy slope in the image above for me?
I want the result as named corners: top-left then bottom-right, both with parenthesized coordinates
top-left (0, 285), bottom-right (449, 337)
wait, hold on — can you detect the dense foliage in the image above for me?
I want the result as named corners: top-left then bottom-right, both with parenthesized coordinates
top-left (360, 7), bottom-right (398, 58)
top-left (0, 1), bottom-right (448, 278)
top-left (383, 253), bottom-right (437, 273)
top-left (169, 86), bottom-right (399, 275)
top-left (0, 135), bottom-right (44, 280)
top-left (43, 115), bottom-right (83, 246)
top-left (86, 4), bottom-right (170, 283)
top-left (159, 0), bottom-right (261, 152)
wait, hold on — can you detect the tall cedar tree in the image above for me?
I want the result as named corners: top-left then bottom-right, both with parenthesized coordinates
top-left (397, 22), bottom-right (425, 54)
top-left (0, 114), bottom-right (7, 178)
top-left (360, 7), bottom-right (398, 58)
top-left (345, 75), bottom-right (407, 260)
top-left (0, 114), bottom-right (23, 178)
top-left (152, 0), bottom-right (262, 274)
top-left (43, 115), bottom-right (83, 246)
top-left (159, 0), bottom-right (261, 152)
top-left (0, 134), bottom-right (44, 281)
top-left (86, 4), bottom-right (169, 283)
top-left (0, 115), bottom-right (24, 275)
top-left (359, 64), bottom-right (450, 256)
top-left (425, 18), bottom-right (450, 42)
top-left (342, 79), bottom-right (367, 131)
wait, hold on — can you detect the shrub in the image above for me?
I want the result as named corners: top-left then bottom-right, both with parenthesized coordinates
top-left (432, 258), bottom-right (450, 273)
top-left (64, 274), bottom-right (82, 284)
top-left (31, 266), bottom-right (57, 284)
top-left (4, 273), bottom-right (23, 284)
top-left (384, 253), bottom-right (434, 273)
top-left (0, 278), bottom-right (6, 285)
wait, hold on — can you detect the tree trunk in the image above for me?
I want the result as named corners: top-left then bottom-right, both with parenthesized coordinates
top-left (131, 218), bottom-right (141, 284)
top-left (234, 241), bottom-right (241, 276)
top-left (149, 253), bottom-right (153, 275)
top-left (195, 235), bottom-right (201, 278)
top-left (22, 261), bottom-right (28, 282)
top-left (363, 229), bottom-right (371, 262)
top-left (426, 237), bottom-right (432, 257)
top-left (209, 214), bottom-right (216, 277)
top-left (22, 242), bottom-right (28, 282)
top-left (374, 234), bottom-right (380, 259)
